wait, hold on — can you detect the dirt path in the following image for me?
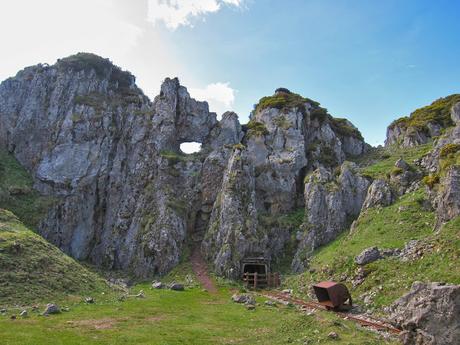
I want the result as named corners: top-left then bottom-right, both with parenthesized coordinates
top-left (190, 247), bottom-right (217, 293)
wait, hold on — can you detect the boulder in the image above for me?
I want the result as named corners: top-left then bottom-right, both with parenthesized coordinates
top-left (362, 179), bottom-right (394, 210)
top-left (43, 304), bottom-right (60, 315)
top-left (390, 282), bottom-right (460, 345)
top-left (355, 247), bottom-right (381, 265)
top-left (231, 294), bottom-right (256, 305)
top-left (169, 283), bottom-right (184, 291)
top-left (152, 281), bottom-right (163, 289)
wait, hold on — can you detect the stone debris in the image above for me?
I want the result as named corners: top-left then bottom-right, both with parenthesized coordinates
top-left (43, 303), bottom-right (60, 316)
top-left (169, 283), bottom-right (184, 291)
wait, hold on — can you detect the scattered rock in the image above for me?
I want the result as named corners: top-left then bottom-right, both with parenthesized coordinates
top-left (43, 303), bottom-right (60, 316)
top-left (169, 283), bottom-right (184, 291)
top-left (20, 310), bottom-right (28, 318)
top-left (390, 282), bottom-right (460, 345)
top-left (355, 247), bottom-right (381, 265)
top-left (352, 267), bottom-right (370, 287)
top-left (0, 308), bottom-right (6, 314)
top-left (264, 300), bottom-right (277, 307)
top-left (328, 332), bottom-right (339, 340)
top-left (231, 294), bottom-right (256, 305)
top-left (282, 289), bottom-right (292, 294)
top-left (135, 290), bottom-right (146, 298)
top-left (85, 297), bottom-right (94, 304)
top-left (246, 304), bottom-right (256, 311)
top-left (152, 281), bottom-right (163, 289)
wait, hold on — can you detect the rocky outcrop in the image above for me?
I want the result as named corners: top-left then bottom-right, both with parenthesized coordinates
top-left (355, 247), bottom-right (381, 265)
top-left (0, 54), bottom-right (371, 278)
top-left (362, 179), bottom-right (394, 210)
top-left (390, 282), bottom-right (460, 345)
top-left (0, 54), bottom-right (226, 277)
top-left (434, 166), bottom-right (460, 227)
top-left (292, 163), bottom-right (370, 272)
top-left (385, 95), bottom-right (460, 148)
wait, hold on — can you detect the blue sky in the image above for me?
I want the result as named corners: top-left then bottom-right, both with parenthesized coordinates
top-left (1, 0), bottom-right (459, 145)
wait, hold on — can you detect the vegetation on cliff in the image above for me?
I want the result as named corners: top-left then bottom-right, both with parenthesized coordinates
top-left (389, 94), bottom-right (460, 132)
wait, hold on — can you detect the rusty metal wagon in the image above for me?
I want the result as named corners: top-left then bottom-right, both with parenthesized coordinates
top-left (313, 281), bottom-right (353, 311)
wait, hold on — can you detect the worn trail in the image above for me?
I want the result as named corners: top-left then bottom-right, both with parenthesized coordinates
top-left (190, 247), bottom-right (217, 293)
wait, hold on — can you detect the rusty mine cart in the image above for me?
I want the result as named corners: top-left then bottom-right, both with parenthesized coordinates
top-left (313, 281), bottom-right (353, 311)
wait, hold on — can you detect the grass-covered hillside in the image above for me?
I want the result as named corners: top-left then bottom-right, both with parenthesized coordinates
top-left (0, 149), bottom-right (54, 229)
top-left (0, 209), bottom-right (109, 306)
top-left (285, 142), bottom-right (460, 312)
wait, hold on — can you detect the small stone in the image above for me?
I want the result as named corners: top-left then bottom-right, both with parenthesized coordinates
top-left (264, 300), bottom-right (277, 307)
top-left (43, 303), bottom-right (60, 316)
top-left (169, 283), bottom-right (184, 291)
top-left (246, 304), bottom-right (256, 310)
top-left (282, 289), bottom-right (292, 294)
top-left (328, 332), bottom-right (339, 339)
top-left (20, 310), bottom-right (28, 317)
top-left (135, 290), bottom-right (145, 298)
top-left (85, 297), bottom-right (94, 304)
top-left (62, 307), bottom-right (70, 312)
top-left (152, 281), bottom-right (163, 289)
top-left (0, 308), bottom-right (7, 314)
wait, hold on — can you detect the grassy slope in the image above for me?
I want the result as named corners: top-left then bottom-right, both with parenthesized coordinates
top-left (285, 143), bottom-right (460, 311)
top-left (0, 149), bottom-right (54, 229)
top-left (0, 209), bottom-right (109, 306)
top-left (0, 279), bottom-right (397, 345)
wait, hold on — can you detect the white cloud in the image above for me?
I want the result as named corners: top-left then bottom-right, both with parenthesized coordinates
top-left (189, 82), bottom-right (236, 115)
top-left (147, 0), bottom-right (244, 30)
top-left (0, 0), bottom-right (143, 83)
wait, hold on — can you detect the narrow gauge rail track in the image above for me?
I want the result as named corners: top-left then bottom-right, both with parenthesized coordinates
top-left (261, 291), bottom-right (401, 335)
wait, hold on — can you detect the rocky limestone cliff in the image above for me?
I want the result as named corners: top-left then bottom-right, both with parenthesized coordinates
top-left (385, 94), bottom-right (460, 147)
top-left (0, 54), bottom-right (379, 278)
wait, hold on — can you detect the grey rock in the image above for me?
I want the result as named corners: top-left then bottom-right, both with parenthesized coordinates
top-left (43, 303), bottom-right (60, 315)
top-left (434, 166), bottom-right (460, 227)
top-left (84, 297), bottom-right (94, 304)
top-left (362, 179), bottom-right (394, 210)
top-left (390, 282), bottom-right (460, 345)
top-left (152, 281), bottom-right (163, 289)
top-left (20, 310), bottom-right (28, 317)
top-left (451, 102), bottom-right (460, 124)
top-left (231, 294), bottom-right (256, 305)
top-left (292, 163), bottom-right (370, 272)
top-left (169, 283), bottom-right (184, 291)
top-left (355, 247), bottom-right (381, 265)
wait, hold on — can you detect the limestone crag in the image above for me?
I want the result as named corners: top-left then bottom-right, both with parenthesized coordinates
top-left (0, 54), bottom-right (375, 278)
top-left (292, 163), bottom-right (370, 272)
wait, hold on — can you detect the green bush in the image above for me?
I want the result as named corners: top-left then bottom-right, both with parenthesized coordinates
top-left (246, 120), bottom-right (269, 137)
top-left (309, 108), bottom-right (328, 123)
top-left (422, 174), bottom-right (440, 189)
top-left (440, 143), bottom-right (460, 158)
top-left (330, 118), bottom-right (364, 140)
top-left (390, 167), bottom-right (404, 176)
top-left (273, 115), bottom-right (292, 130)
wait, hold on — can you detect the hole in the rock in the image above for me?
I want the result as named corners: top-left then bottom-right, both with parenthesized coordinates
top-left (242, 263), bottom-right (267, 275)
top-left (180, 142), bottom-right (202, 154)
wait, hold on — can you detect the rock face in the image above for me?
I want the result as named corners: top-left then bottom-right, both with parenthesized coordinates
top-left (292, 163), bottom-right (370, 272)
top-left (362, 179), bottom-right (394, 210)
top-left (390, 282), bottom-right (460, 345)
top-left (385, 95), bottom-right (460, 148)
top-left (0, 54), bottom-right (370, 278)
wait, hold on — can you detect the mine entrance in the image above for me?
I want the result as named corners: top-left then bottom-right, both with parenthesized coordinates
top-left (241, 257), bottom-right (280, 289)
